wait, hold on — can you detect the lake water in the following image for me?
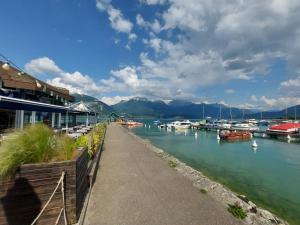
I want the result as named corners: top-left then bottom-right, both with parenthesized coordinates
top-left (131, 120), bottom-right (300, 225)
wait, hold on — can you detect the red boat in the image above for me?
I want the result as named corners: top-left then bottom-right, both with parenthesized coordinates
top-left (266, 122), bottom-right (300, 137)
top-left (219, 131), bottom-right (252, 141)
top-left (126, 120), bottom-right (143, 127)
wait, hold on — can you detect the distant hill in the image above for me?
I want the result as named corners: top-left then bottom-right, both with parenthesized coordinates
top-left (72, 93), bottom-right (98, 102)
top-left (248, 105), bottom-right (300, 119)
top-left (112, 97), bottom-right (254, 119)
top-left (72, 93), bottom-right (115, 116)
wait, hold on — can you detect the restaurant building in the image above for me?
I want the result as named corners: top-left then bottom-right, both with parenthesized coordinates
top-left (0, 61), bottom-right (96, 131)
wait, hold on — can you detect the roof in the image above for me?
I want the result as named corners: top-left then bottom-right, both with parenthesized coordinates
top-left (269, 122), bottom-right (300, 131)
top-left (0, 61), bottom-right (74, 101)
top-left (70, 101), bottom-right (91, 112)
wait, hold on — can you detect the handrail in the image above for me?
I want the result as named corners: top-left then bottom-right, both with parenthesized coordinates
top-left (30, 171), bottom-right (67, 225)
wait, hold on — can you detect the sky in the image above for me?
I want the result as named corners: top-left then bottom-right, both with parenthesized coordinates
top-left (1, 0), bottom-right (300, 110)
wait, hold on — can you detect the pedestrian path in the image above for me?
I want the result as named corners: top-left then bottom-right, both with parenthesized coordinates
top-left (84, 123), bottom-right (243, 225)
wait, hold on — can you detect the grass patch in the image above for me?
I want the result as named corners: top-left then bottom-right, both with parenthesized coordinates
top-left (0, 123), bottom-right (107, 178)
top-left (227, 202), bottom-right (247, 219)
top-left (200, 188), bottom-right (208, 194)
top-left (168, 160), bottom-right (178, 168)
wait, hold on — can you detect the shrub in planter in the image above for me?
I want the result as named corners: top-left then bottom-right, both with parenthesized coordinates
top-left (55, 135), bottom-right (77, 161)
top-left (0, 124), bottom-right (56, 178)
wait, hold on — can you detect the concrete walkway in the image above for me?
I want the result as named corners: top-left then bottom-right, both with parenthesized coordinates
top-left (84, 123), bottom-right (243, 225)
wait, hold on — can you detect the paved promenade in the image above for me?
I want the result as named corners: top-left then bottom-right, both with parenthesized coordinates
top-left (84, 123), bottom-right (243, 225)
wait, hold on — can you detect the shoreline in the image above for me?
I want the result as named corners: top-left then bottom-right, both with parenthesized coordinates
top-left (123, 126), bottom-right (288, 225)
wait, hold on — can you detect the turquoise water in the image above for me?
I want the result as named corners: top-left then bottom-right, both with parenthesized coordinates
top-left (131, 121), bottom-right (300, 225)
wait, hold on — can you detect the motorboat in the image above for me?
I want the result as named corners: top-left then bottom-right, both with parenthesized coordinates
top-left (243, 119), bottom-right (258, 125)
top-left (258, 120), bottom-right (269, 126)
top-left (127, 120), bottom-right (143, 127)
top-left (173, 120), bottom-right (192, 130)
top-left (231, 122), bottom-right (259, 131)
top-left (266, 122), bottom-right (300, 137)
top-left (166, 121), bottom-right (176, 129)
top-left (219, 130), bottom-right (252, 141)
top-left (153, 120), bottom-right (161, 125)
top-left (159, 124), bottom-right (167, 129)
top-left (217, 123), bottom-right (231, 129)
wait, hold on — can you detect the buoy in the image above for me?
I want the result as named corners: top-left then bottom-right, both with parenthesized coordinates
top-left (217, 135), bottom-right (220, 140)
top-left (252, 140), bottom-right (258, 148)
top-left (287, 135), bottom-right (291, 140)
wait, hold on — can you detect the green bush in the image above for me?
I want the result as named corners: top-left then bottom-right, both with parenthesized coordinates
top-left (0, 124), bottom-right (56, 178)
top-left (168, 160), bottom-right (178, 168)
top-left (74, 123), bottom-right (106, 158)
top-left (0, 123), bottom-right (107, 178)
top-left (228, 202), bottom-right (247, 219)
top-left (200, 188), bottom-right (208, 194)
top-left (56, 135), bottom-right (76, 161)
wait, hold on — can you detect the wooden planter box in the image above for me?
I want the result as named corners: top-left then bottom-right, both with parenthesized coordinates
top-left (0, 148), bottom-right (89, 225)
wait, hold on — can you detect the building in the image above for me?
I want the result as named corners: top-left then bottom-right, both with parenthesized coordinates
top-left (0, 61), bottom-right (96, 131)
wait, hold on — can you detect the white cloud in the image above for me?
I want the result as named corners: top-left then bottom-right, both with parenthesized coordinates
top-left (136, 14), bottom-right (146, 27)
top-left (25, 57), bottom-right (105, 96)
top-left (225, 89), bottom-right (235, 94)
top-left (96, 0), bottom-right (136, 45)
top-left (136, 14), bottom-right (161, 33)
top-left (260, 96), bottom-right (300, 109)
top-left (25, 57), bottom-right (61, 74)
top-left (107, 7), bottom-right (133, 33)
top-left (140, 0), bottom-right (167, 5)
top-left (251, 95), bottom-right (258, 102)
top-left (100, 95), bottom-right (134, 105)
top-left (129, 0), bottom-right (300, 108)
top-left (280, 76), bottom-right (300, 88)
top-left (101, 66), bottom-right (174, 99)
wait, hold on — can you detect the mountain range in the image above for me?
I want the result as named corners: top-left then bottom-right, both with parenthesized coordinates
top-left (248, 105), bottom-right (300, 119)
top-left (73, 94), bottom-right (299, 119)
top-left (72, 93), bottom-right (115, 115)
top-left (112, 97), bottom-right (253, 119)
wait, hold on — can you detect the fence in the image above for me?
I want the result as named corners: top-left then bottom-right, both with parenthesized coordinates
top-left (0, 147), bottom-right (89, 225)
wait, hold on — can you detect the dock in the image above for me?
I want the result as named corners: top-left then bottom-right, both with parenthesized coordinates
top-left (191, 125), bottom-right (300, 139)
top-left (83, 123), bottom-right (243, 225)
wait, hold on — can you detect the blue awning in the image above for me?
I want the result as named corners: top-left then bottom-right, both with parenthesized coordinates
top-left (0, 96), bottom-right (70, 113)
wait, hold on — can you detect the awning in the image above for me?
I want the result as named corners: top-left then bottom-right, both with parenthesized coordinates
top-left (0, 95), bottom-right (70, 113)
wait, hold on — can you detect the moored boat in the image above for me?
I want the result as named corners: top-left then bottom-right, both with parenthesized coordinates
top-left (127, 120), bottom-right (143, 126)
top-left (231, 122), bottom-right (259, 131)
top-left (266, 122), bottom-right (300, 137)
top-left (219, 130), bottom-right (252, 141)
top-left (173, 120), bottom-right (192, 130)
top-left (153, 120), bottom-right (161, 125)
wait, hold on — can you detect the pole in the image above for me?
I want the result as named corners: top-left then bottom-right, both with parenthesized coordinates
top-left (86, 113), bottom-right (89, 126)
top-left (202, 103), bottom-right (205, 120)
top-left (66, 111), bottom-right (69, 133)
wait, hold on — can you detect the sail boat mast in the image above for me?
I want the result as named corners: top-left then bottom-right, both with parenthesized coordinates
top-left (202, 103), bottom-right (205, 120)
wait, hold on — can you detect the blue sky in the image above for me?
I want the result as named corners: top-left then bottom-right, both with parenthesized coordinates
top-left (1, 0), bottom-right (300, 109)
